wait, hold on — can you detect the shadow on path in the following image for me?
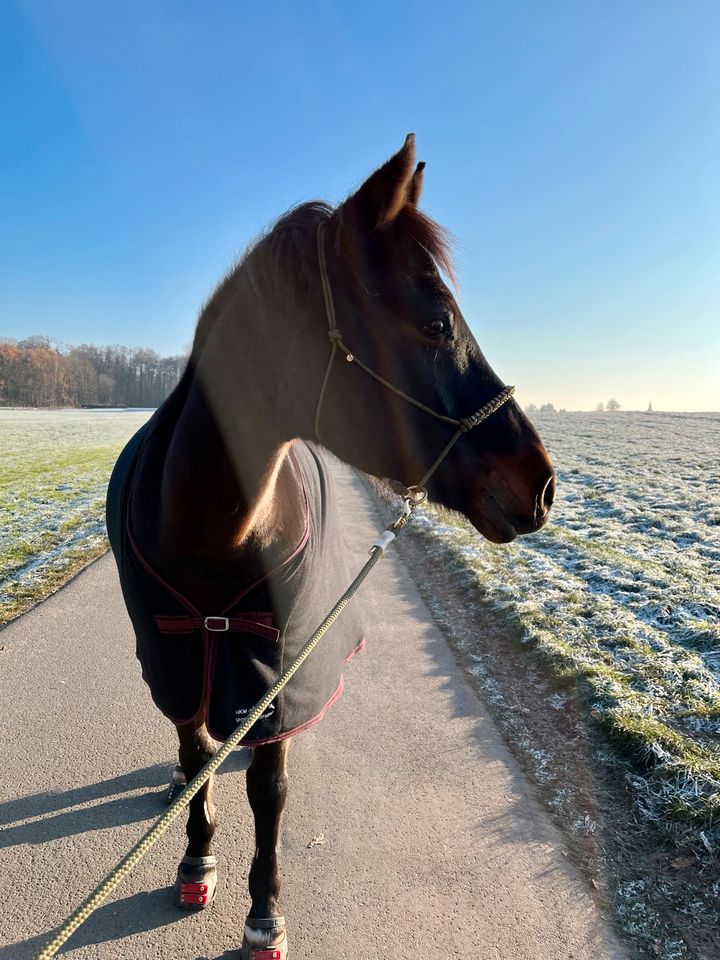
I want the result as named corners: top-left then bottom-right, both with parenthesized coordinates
top-left (0, 887), bottom-right (187, 960)
top-left (2, 749), bottom-right (251, 849)
top-left (0, 764), bottom-right (168, 827)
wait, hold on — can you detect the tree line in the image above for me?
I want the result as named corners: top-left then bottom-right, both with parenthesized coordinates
top-left (526, 400), bottom-right (621, 413)
top-left (0, 336), bottom-right (188, 408)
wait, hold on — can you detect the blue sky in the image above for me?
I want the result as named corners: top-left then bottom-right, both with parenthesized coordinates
top-left (1, 1), bottom-right (718, 410)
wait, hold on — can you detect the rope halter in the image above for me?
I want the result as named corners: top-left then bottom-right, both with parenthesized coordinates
top-left (314, 220), bottom-right (516, 497)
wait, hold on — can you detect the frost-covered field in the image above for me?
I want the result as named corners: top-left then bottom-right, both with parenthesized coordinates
top-left (411, 412), bottom-right (720, 848)
top-left (0, 409), bottom-right (152, 624)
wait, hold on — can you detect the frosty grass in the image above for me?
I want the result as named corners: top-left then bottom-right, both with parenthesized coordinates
top-left (408, 411), bottom-right (720, 847)
top-left (0, 408), bottom-right (151, 624)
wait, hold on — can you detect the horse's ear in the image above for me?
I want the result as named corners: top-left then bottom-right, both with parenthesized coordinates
top-left (406, 161), bottom-right (425, 206)
top-left (342, 133), bottom-right (417, 230)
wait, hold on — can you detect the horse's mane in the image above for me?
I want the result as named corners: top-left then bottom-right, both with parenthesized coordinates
top-left (187, 199), bottom-right (454, 369)
top-left (187, 203), bottom-right (331, 369)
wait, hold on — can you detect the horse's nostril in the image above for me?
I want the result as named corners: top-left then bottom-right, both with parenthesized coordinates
top-left (541, 473), bottom-right (556, 513)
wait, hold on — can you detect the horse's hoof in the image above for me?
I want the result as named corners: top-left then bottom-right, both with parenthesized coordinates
top-left (240, 916), bottom-right (288, 960)
top-left (172, 855), bottom-right (218, 910)
top-left (166, 764), bottom-right (187, 804)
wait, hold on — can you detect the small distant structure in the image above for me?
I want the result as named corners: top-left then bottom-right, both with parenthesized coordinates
top-left (646, 401), bottom-right (653, 413)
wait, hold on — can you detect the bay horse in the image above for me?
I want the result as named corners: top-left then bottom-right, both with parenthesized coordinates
top-left (106, 134), bottom-right (555, 959)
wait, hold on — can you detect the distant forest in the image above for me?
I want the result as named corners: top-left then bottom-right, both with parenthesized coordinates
top-left (0, 336), bottom-right (188, 408)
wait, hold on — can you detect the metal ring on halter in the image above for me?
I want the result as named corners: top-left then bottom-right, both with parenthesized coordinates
top-left (405, 485), bottom-right (428, 507)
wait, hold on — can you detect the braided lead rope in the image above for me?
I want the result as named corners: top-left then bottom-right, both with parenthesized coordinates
top-left (34, 506), bottom-right (415, 960)
top-left (314, 221), bottom-right (515, 483)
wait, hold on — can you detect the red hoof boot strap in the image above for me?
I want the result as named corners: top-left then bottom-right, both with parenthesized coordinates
top-left (177, 881), bottom-right (209, 906)
top-left (173, 856), bottom-right (217, 911)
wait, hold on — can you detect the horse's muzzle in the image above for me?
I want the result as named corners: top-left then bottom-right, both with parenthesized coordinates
top-left (467, 451), bottom-right (556, 544)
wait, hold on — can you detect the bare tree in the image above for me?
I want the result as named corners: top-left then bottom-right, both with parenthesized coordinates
top-left (606, 398), bottom-right (620, 411)
top-left (596, 402), bottom-right (605, 412)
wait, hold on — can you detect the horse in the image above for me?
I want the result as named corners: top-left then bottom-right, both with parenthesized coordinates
top-left (106, 134), bottom-right (555, 960)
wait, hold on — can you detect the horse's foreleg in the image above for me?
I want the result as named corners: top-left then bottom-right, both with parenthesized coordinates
top-left (242, 739), bottom-right (290, 959)
top-left (173, 719), bottom-right (218, 910)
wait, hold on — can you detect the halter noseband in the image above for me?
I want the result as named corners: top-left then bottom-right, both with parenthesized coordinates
top-left (314, 221), bottom-right (515, 498)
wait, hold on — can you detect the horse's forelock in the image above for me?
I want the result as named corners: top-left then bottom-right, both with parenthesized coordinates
top-left (394, 205), bottom-right (456, 287)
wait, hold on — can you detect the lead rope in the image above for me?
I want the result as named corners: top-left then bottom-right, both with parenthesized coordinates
top-left (33, 498), bottom-right (413, 960)
top-left (314, 221), bottom-right (515, 494)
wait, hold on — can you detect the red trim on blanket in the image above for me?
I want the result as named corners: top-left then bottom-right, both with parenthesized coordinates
top-left (206, 675), bottom-right (346, 746)
top-left (126, 512), bottom-right (309, 620)
top-left (342, 636), bottom-right (366, 664)
top-left (127, 524), bottom-right (202, 616)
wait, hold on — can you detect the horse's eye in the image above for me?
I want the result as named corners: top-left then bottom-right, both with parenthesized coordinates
top-left (422, 317), bottom-right (450, 341)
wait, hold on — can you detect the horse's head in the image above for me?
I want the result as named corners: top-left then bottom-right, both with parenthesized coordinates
top-left (314, 135), bottom-right (555, 543)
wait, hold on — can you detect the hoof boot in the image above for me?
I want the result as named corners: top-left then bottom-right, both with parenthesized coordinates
top-left (172, 855), bottom-right (217, 911)
top-left (240, 917), bottom-right (287, 960)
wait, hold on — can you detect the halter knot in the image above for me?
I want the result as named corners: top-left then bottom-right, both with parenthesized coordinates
top-left (327, 330), bottom-right (343, 343)
top-left (461, 386), bottom-right (516, 433)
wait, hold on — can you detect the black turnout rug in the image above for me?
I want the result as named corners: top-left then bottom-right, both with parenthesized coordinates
top-left (106, 427), bottom-right (365, 744)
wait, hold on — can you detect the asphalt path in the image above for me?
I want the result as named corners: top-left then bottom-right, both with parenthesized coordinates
top-left (1, 462), bottom-right (627, 959)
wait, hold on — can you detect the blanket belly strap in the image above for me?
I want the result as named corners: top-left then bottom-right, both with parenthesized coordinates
top-left (155, 613), bottom-right (277, 640)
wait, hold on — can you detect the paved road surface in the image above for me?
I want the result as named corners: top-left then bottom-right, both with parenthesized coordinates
top-left (1, 462), bottom-right (626, 959)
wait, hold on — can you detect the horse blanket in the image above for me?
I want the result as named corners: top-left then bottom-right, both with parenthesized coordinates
top-left (106, 425), bottom-right (365, 744)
